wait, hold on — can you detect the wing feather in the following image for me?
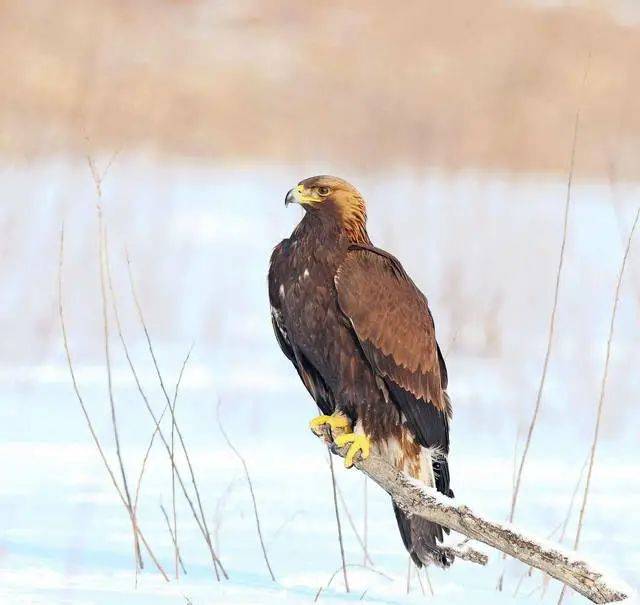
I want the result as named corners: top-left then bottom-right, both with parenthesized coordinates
top-left (335, 245), bottom-right (452, 487)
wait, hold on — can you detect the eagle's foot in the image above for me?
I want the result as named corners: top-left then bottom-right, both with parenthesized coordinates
top-left (334, 433), bottom-right (371, 468)
top-left (309, 412), bottom-right (351, 439)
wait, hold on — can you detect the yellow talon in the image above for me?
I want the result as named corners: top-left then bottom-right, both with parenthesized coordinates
top-left (309, 412), bottom-right (352, 437)
top-left (334, 433), bottom-right (371, 468)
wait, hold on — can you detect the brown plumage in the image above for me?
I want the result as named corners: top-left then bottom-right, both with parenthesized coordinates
top-left (269, 175), bottom-right (454, 567)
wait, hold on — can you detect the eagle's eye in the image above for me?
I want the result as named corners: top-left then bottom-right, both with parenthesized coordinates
top-left (317, 186), bottom-right (331, 197)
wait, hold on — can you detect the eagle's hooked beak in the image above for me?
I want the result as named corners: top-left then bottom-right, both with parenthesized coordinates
top-left (285, 184), bottom-right (311, 207)
top-left (284, 187), bottom-right (297, 206)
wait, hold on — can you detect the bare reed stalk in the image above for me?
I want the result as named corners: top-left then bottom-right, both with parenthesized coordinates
top-left (104, 243), bottom-right (172, 515)
top-left (89, 156), bottom-right (142, 571)
top-left (216, 400), bottom-right (276, 581)
top-left (170, 346), bottom-right (194, 580)
top-left (125, 254), bottom-right (227, 580)
top-left (498, 81), bottom-right (584, 592)
top-left (414, 563), bottom-right (425, 596)
top-left (58, 226), bottom-right (169, 582)
top-left (363, 477), bottom-right (369, 566)
top-left (328, 452), bottom-right (349, 593)
top-left (336, 482), bottom-right (375, 566)
top-left (314, 564), bottom-right (393, 602)
top-left (213, 475), bottom-right (239, 554)
top-left (406, 555), bottom-right (411, 594)
top-left (424, 568), bottom-right (435, 596)
top-left (106, 250), bottom-right (225, 580)
top-left (514, 458), bottom-right (588, 597)
top-left (160, 503), bottom-right (187, 575)
top-left (97, 218), bottom-right (143, 572)
top-left (557, 204), bottom-right (640, 605)
top-left (132, 358), bottom-right (190, 518)
top-left (268, 510), bottom-right (305, 547)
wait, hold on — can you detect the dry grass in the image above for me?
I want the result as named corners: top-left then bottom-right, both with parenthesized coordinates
top-left (558, 204), bottom-right (640, 604)
top-left (216, 399), bottom-right (276, 582)
top-left (2, 0), bottom-right (640, 176)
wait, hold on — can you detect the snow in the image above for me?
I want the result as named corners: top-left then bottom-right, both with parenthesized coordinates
top-left (1, 155), bottom-right (639, 603)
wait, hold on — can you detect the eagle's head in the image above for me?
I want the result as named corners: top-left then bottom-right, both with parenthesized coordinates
top-left (285, 175), bottom-right (370, 244)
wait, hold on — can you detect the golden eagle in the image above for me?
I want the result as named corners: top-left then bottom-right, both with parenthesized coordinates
top-left (268, 175), bottom-right (453, 567)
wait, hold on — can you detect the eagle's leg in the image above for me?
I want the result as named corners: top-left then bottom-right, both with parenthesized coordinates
top-left (309, 411), bottom-right (352, 439)
top-left (334, 433), bottom-right (371, 468)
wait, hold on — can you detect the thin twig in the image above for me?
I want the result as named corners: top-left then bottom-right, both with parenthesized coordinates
top-left (109, 254), bottom-right (225, 580)
top-left (314, 564), bottom-right (393, 602)
top-left (499, 63), bottom-right (588, 590)
top-left (57, 226), bottom-right (169, 582)
top-left (328, 452), bottom-right (349, 593)
top-left (558, 204), bottom-right (640, 605)
top-left (514, 456), bottom-right (589, 597)
top-left (406, 555), bottom-right (411, 594)
top-left (424, 568), bottom-right (435, 596)
top-left (170, 344), bottom-right (194, 580)
top-left (125, 254), bottom-right (226, 580)
top-left (363, 477), bottom-right (369, 566)
top-left (98, 219), bottom-right (142, 571)
top-left (268, 509), bottom-right (305, 548)
top-left (336, 482), bottom-right (375, 566)
top-left (414, 563), bottom-right (426, 596)
top-left (160, 503), bottom-right (187, 575)
top-left (216, 399), bottom-right (276, 582)
top-left (213, 475), bottom-right (239, 555)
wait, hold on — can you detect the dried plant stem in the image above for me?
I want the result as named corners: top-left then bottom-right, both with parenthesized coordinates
top-left (106, 251), bottom-right (225, 580)
top-left (170, 348), bottom-right (195, 581)
top-left (216, 400), bottom-right (276, 582)
top-left (406, 555), bottom-right (412, 594)
top-left (125, 255), bottom-right (226, 580)
top-left (213, 475), bottom-right (239, 554)
top-left (160, 503), bottom-right (187, 575)
top-left (328, 452), bottom-right (349, 593)
top-left (363, 477), bottom-right (369, 566)
top-left (335, 482), bottom-right (375, 566)
top-left (424, 568), bottom-right (435, 596)
top-left (58, 226), bottom-right (168, 582)
top-left (558, 204), bottom-right (640, 605)
top-left (97, 218), bottom-right (142, 572)
top-left (314, 564), bottom-right (392, 602)
top-left (499, 85), bottom-right (584, 591)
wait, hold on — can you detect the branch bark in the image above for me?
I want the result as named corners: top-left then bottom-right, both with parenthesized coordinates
top-left (319, 436), bottom-right (631, 604)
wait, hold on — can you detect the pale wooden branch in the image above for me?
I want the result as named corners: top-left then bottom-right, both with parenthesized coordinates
top-left (318, 434), bottom-right (631, 605)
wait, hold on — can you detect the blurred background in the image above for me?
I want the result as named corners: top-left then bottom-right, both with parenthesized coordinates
top-left (1, 1), bottom-right (639, 604)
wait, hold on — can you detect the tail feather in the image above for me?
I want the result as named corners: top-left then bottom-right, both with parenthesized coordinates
top-left (393, 503), bottom-right (453, 568)
top-left (393, 452), bottom-right (454, 568)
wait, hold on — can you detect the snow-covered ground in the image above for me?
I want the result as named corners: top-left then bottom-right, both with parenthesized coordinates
top-left (1, 155), bottom-right (638, 604)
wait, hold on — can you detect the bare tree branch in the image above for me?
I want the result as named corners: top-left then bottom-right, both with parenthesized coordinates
top-left (317, 431), bottom-right (631, 605)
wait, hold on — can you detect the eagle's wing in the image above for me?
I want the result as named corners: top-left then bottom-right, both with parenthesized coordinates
top-left (269, 241), bottom-right (335, 415)
top-left (335, 245), bottom-right (451, 462)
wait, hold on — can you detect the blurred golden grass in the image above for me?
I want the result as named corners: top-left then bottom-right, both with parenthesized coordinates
top-left (1, 0), bottom-right (640, 175)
